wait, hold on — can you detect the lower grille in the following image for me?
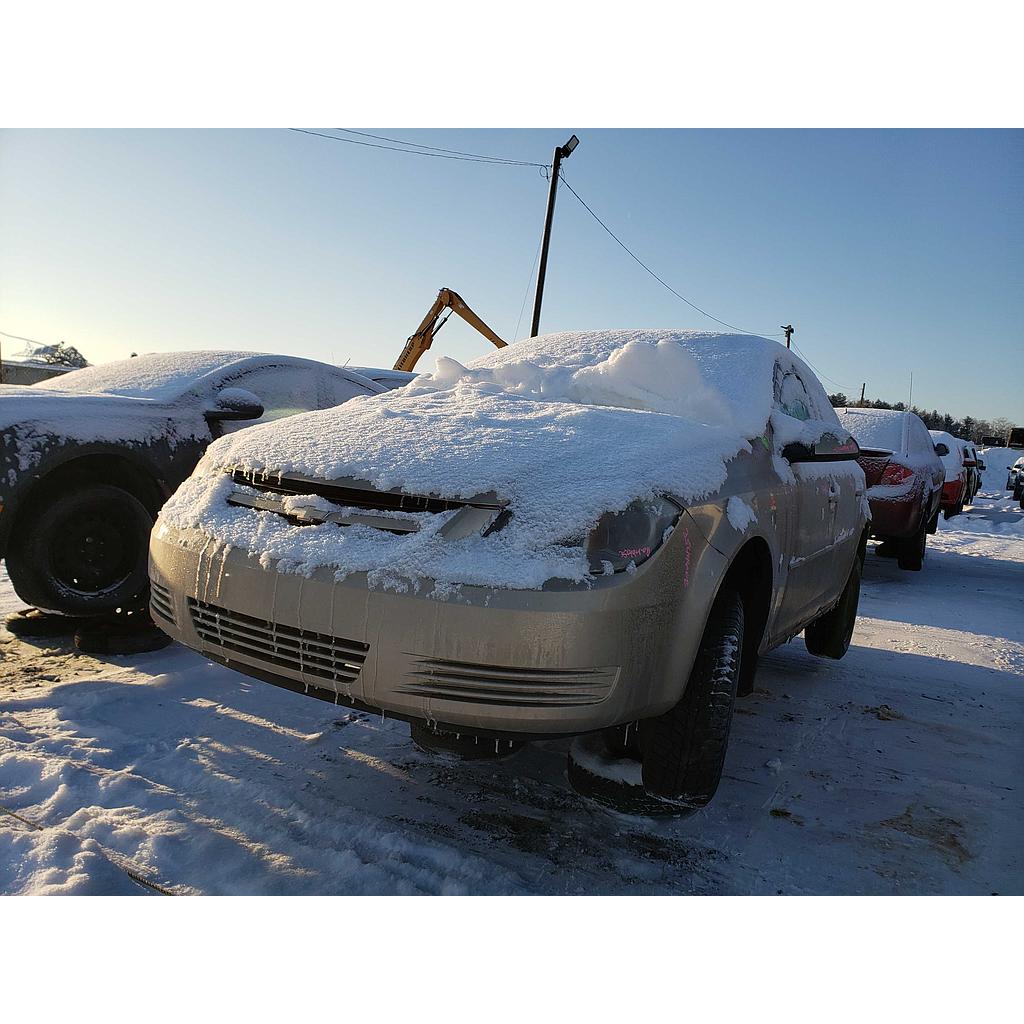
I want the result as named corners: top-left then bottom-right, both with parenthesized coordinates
top-left (150, 581), bottom-right (176, 627)
top-left (397, 657), bottom-right (618, 708)
top-left (188, 598), bottom-right (368, 687)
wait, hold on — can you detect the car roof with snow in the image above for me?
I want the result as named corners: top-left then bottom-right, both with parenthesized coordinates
top-left (836, 406), bottom-right (933, 456)
top-left (31, 350), bottom-right (379, 403)
top-left (188, 329), bottom-right (843, 507)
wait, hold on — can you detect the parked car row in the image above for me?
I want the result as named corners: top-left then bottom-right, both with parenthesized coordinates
top-left (835, 407), bottom-right (943, 571)
top-left (929, 430), bottom-right (981, 520)
top-left (0, 335), bottom-right (996, 817)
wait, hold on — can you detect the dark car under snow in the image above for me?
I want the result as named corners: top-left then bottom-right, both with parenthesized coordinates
top-left (0, 350), bottom-right (387, 617)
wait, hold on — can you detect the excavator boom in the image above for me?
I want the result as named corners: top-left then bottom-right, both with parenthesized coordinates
top-left (393, 288), bottom-right (507, 372)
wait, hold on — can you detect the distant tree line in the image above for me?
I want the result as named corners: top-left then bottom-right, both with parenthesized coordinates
top-left (827, 394), bottom-right (1016, 445)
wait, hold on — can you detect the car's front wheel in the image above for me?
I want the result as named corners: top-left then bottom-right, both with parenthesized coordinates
top-left (637, 588), bottom-right (744, 810)
top-left (6, 484), bottom-right (154, 616)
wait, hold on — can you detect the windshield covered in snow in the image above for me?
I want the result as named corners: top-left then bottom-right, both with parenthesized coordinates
top-left (34, 351), bottom-right (263, 401)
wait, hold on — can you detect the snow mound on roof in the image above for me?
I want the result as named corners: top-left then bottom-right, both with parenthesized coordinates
top-left (36, 350), bottom-right (259, 400)
top-left (160, 330), bottom-right (838, 590)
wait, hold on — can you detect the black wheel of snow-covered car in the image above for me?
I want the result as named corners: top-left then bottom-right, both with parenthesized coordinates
top-left (567, 590), bottom-right (744, 816)
top-left (804, 555), bottom-right (861, 659)
top-left (896, 517), bottom-right (927, 571)
top-left (641, 589), bottom-right (744, 811)
top-left (6, 484), bottom-right (154, 616)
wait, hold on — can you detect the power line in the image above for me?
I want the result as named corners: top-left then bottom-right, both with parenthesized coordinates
top-left (0, 328), bottom-right (50, 346)
top-left (332, 129), bottom-right (547, 167)
top-left (558, 172), bottom-right (784, 338)
top-left (790, 342), bottom-right (856, 393)
top-left (512, 234), bottom-right (545, 342)
top-left (288, 128), bottom-right (545, 167)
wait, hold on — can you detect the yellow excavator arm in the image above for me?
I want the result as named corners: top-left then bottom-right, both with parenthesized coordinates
top-left (393, 288), bottom-right (507, 372)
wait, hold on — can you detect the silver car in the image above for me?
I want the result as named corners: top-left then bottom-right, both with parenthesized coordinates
top-left (150, 332), bottom-right (868, 813)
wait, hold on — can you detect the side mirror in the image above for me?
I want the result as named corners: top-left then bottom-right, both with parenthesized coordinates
top-left (783, 433), bottom-right (860, 463)
top-left (934, 442), bottom-right (950, 457)
top-left (205, 388), bottom-right (264, 422)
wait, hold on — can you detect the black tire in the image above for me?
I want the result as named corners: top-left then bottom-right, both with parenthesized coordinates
top-left (636, 589), bottom-right (744, 810)
top-left (6, 484), bottom-right (154, 616)
top-left (1015, 480), bottom-right (1024, 502)
top-left (567, 733), bottom-right (689, 817)
top-left (804, 556), bottom-right (861, 659)
top-left (897, 518), bottom-right (927, 571)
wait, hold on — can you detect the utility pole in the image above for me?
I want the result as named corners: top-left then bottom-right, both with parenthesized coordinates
top-left (859, 382), bottom-right (866, 405)
top-left (530, 134), bottom-right (580, 338)
top-left (781, 324), bottom-right (794, 349)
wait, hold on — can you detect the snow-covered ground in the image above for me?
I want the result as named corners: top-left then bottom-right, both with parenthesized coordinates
top-left (1, 455), bottom-right (1021, 894)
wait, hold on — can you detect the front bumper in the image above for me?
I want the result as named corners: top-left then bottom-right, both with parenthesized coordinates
top-left (149, 517), bottom-right (726, 737)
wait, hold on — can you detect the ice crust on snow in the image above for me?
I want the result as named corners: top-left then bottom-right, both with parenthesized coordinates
top-left (160, 331), bottom-right (844, 591)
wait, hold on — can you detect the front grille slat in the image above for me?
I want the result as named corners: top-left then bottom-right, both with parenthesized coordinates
top-left (150, 582), bottom-right (176, 627)
top-left (188, 598), bottom-right (368, 687)
top-left (400, 657), bottom-right (618, 708)
top-left (189, 610), bottom-right (365, 665)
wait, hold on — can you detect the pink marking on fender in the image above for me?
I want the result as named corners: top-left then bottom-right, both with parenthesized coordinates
top-left (619, 546), bottom-right (653, 561)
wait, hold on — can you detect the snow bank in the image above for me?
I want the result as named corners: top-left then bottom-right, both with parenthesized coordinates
top-left (160, 331), bottom-right (842, 591)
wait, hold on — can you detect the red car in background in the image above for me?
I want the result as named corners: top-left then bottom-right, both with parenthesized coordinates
top-left (837, 408), bottom-right (944, 571)
top-left (929, 430), bottom-right (969, 518)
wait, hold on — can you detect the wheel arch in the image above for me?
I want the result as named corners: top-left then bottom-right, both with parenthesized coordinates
top-left (5, 451), bottom-right (168, 551)
top-left (718, 535), bottom-right (774, 697)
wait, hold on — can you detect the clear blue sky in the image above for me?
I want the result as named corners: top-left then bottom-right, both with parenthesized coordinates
top-left (1, 129), bottom-right (1020, 421)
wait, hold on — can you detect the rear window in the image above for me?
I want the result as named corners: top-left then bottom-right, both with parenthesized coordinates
top-left (836, 409), bottom-right (905, 453)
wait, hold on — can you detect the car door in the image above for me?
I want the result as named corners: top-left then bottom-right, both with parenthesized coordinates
top-left (771, 368), bottom-right (839, 636)
top-left (771, 366), bottom-right (864, 638)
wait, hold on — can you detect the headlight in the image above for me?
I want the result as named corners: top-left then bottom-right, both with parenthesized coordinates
top-left (586, 496), bottom-right (683, 575)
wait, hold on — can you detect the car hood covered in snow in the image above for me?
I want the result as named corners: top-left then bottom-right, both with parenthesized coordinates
top-left (159, 330), bottom-right (842, 591)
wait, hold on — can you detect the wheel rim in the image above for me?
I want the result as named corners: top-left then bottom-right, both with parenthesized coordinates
top-left (49, 503), bottom-right (139, 596)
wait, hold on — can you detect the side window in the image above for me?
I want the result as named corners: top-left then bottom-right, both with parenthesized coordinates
top-left (774, 366), bottom-right (812, 421)
top-left (906, 416), bottom-right (935, 455)
top-left (218, 365), bottom-right (320, 426)
top-left (318, 370), bottom-right (375, 410)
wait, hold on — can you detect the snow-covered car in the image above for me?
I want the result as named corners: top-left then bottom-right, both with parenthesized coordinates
top-left (0, 351), bottom-right (387, 617)
top-left (929, 430), bottom-right (970, 519)
top-left (1007, 457), bottom-right (1024, 499)
top-left (150, 331), bottom-right (869, 814)
top-left (962, 442), bottom-right (982, 502)
top-left (837, 407), bottom-right (944, 571)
